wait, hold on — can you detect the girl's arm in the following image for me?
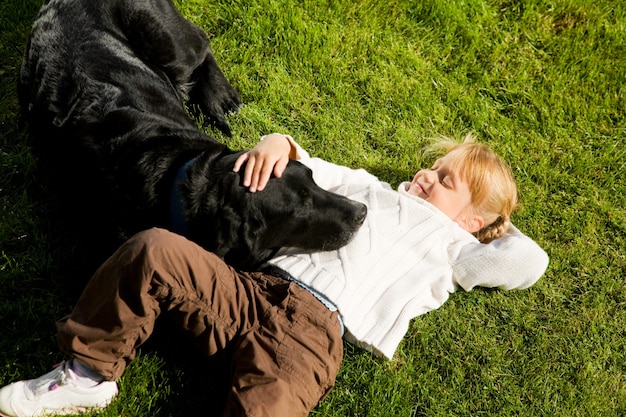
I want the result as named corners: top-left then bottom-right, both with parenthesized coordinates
top-left (452, 225), bottom-right (549, 291)
top-left (233, 133), bottom-right (382, 192)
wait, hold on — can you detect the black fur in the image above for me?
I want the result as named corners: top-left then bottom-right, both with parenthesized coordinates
top-left (19, 0), bottom-right (366, 270)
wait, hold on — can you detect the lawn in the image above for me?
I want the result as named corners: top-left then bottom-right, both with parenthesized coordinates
top-left (1, 0), bottom-right (624, 416)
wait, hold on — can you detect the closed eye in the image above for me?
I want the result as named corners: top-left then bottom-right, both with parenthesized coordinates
top-left (440, 175), bottom-right (454, 188)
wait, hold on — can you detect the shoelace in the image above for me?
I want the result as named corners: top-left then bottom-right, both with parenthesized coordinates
top-left (29, 362), bottom-right (70, 396)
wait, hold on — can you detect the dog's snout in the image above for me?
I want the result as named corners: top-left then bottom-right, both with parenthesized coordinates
top-left (350, 202), bottom-right (367, 225)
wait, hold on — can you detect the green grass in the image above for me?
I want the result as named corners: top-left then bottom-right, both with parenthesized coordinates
top-left (1, 0), bottom-right (625, 415)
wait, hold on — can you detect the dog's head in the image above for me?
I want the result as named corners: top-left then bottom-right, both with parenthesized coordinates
top-left (182, 151), bottom-right (367, 269)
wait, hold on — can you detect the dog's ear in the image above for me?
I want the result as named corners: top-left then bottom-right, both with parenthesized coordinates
top-left (208, 205), bottom-right (242, 258)
top-left (242, 214), bottom-right (265, 257)
top-left (231, 213), bottom-right (274, 269)
top-left (221, 219), bottom-right (273, 269)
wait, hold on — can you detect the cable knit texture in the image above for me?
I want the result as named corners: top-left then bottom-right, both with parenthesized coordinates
top-left (269, 137), bottom-right (549, 359)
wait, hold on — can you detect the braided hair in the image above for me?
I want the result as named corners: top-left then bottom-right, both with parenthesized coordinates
top-left (474, 216), bottom-right (511, 244)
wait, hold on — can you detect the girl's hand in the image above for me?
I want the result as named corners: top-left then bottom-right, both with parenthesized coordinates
top-left (233, 133), bottom-right (293, 192)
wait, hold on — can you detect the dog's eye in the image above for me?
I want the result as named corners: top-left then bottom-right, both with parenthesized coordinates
top-left (298, 188), bottom-right (313, 205)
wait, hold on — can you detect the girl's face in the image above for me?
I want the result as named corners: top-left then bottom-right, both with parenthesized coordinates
top-left (406, 150), bottom-right (483, 233)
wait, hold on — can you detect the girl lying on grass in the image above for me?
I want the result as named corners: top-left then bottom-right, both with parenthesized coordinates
top-left (0, 133), bottom-right (548, 417)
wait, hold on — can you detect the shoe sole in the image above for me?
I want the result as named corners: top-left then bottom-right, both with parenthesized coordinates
top-left (0, 405), bottom-right (98, 417)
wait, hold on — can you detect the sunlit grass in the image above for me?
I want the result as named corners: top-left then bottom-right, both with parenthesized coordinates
top-left (1, 0), bottom-right (624, 415)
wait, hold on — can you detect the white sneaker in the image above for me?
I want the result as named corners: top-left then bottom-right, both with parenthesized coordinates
top-left (0, 361), bottom-right (118, 417)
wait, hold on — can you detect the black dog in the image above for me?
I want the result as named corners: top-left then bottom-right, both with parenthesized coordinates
top-left (19, 0), bottom-right (366, 270)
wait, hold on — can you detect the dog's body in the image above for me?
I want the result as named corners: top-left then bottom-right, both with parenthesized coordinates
top-left (20, 0), bottom-right (366, 269)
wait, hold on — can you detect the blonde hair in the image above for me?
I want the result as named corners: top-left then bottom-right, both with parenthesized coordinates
top-left (425, 134), bottom-right (518, 243)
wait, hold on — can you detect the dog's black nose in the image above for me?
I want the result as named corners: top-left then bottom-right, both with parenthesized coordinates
top-left (351, 202), bottom-right (367, 225)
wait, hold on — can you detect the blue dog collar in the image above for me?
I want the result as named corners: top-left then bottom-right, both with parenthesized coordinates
top-left (170, 157), bottom-right (197, 236)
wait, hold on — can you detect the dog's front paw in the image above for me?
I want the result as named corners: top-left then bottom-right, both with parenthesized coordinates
top-left (205, 79), bottom-right (242, 119)
top-left (189, 56), bottom-right (242, 136)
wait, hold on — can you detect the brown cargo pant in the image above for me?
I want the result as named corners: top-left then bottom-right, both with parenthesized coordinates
top-left (56, 228), bottom-right (343, 417)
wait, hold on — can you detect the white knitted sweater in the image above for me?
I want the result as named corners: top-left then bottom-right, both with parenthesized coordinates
top-left (269, 139), bottom-right (549, 359)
